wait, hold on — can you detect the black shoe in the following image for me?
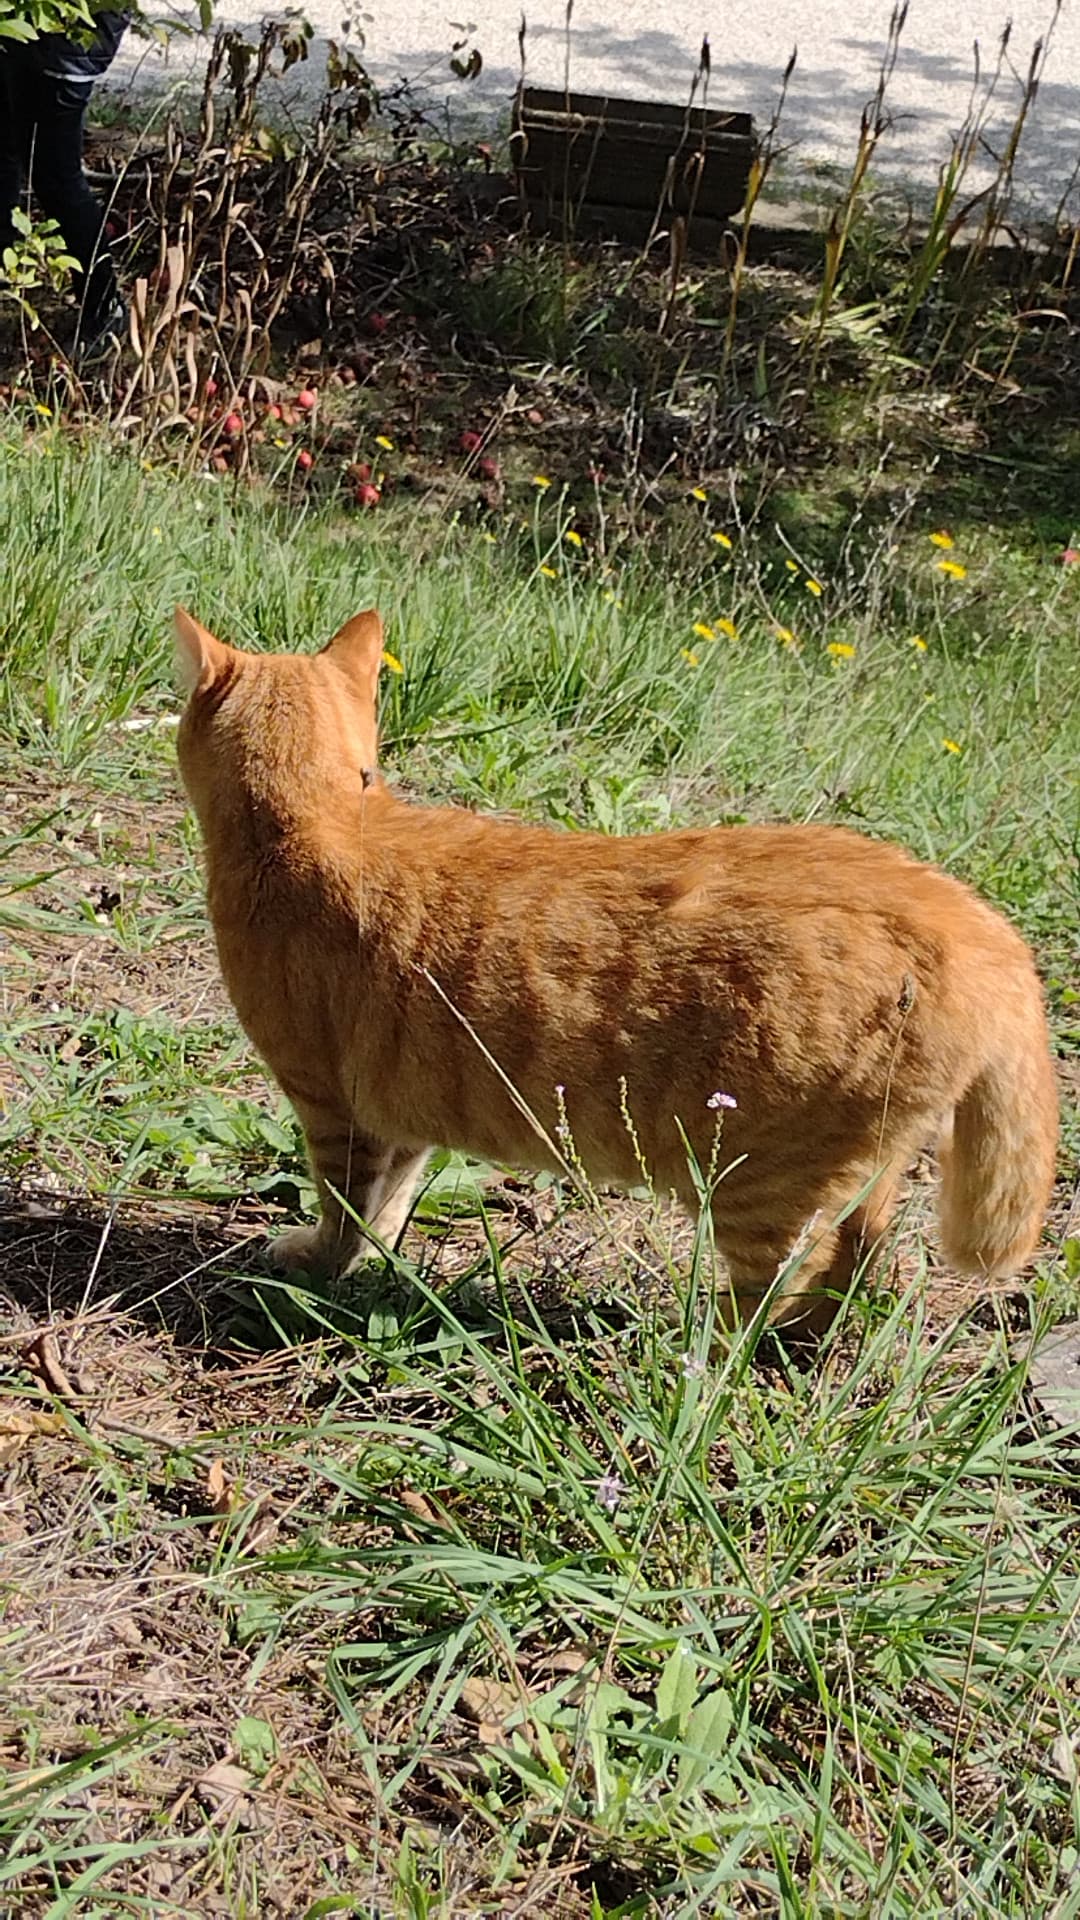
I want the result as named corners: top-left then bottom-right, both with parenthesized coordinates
top-left (77, 297), bottom-right (127, 364)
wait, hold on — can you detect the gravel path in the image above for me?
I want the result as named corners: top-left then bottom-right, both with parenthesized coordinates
top-left (112, 0), bottom-right (1079, 214)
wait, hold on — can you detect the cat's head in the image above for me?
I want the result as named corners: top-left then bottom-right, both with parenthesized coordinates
top-left (174, 606), bottom-right (386, 826)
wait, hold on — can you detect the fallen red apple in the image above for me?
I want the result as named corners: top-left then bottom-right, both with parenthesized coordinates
top-left (296, 388), bottom-right (317, 411)
top-left (296, 448), bottom-right (314, 472)
top-left (355, 482), bottom-right (381, 508)
top-left (266, 402), bottom-right (282, 420)
top-left (459, 429), bottom-right (483, 453)
top-left (222, 411), bottom-right (243, 436)
top-left (204, 375), bottom-right (218, 398)
top-left (478, 455), bottom-right (499, 480)
top-left (367, 312), bottom-right (390, 335)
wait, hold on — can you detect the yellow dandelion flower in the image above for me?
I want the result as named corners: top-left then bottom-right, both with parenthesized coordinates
top-left (775, 625), bottom-right (798, 648)
top-left (564, 529), bottom-right (583, 547)
top-left (681, 648), bottom-right (701, 667)
top-left (273, 437), bottom-right (287, 448)
top-left (375, 435), bottom-right (394, 451)
top-left (151, 526), bottom-right (162, 540)
top-left (34, 403), bottom-right (52, 418)
top-left (942, 737), bottom-right (962, 754)
top-left (712, 530), bottom-right (733, 549)
top-left (693, 622), bottom-right (717, 642)
top-left (539, 564), bottom-right (558, 579)
top-left (827, 641), bottom-right (856, 659)
top-left (533, 474), bottom-right (552, 489)
top-left (382, 650), bottom-right (404, 674)
top-left (929, 530), bottom-right (954, 549)
top-left (141, 459), bottom-right (154, 472)
top-left (481, 530), bottom-right (497, 544)
top-left (937, 560), bottom-right (967, 580)
top-left (909, 634), bottom-right (928, 652)
top-left (805, 577), bottom-right (824, 597)
top-left (690, 486), bottom-right (708, 502)
top-left (785, 558), bottom-right (799, 574)
top-left (603, 590), bottom-right (622, 607)
top-left (715, 617), bottom-right (738, 640)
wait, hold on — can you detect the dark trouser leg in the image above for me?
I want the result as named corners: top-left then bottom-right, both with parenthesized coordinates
top-left (24, 75), bottom-right (117, 328)
top-left (0, 55), bottom-right (32, 255)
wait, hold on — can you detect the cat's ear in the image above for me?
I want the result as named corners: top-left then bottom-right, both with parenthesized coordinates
top-left (322, 609), bottom-right (385, 694)
top-left (174, 607), bottom-right (231, 693)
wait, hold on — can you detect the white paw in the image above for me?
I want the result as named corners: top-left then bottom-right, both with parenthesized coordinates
top-left (266, 1223), bottom-right (330, 1274)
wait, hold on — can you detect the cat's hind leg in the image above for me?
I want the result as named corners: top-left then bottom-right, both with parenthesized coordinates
top-left (715, 1163), bottom-right (901, 1339)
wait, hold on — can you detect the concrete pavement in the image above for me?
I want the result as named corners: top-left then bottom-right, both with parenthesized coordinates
top-left (113, 0), bottom-right (1080, 214)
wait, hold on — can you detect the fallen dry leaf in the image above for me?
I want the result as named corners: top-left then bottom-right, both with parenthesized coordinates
top-left (528, 1646), bottom-right (589, 1678)
top-left (203, 1462), bottom-right (280, 1554)
top-left (458, 1675), bottom-right (531, 1745)
top-left (196, 1758), bottom-right (259, 1828)
top-left (1050, 1731), bottom-right (1079, 1784)
top-left (205, 1458), bottom-right (234, 1517)
top-left (234, 1494), bottom-right (280, 1556)
top-left (399, 1487), bottom-right (448, 1529)
top-left (109, 1613), bottom-right (144, 1651)
top-left (0, 1404), bottom-right (65, 1466)
top-left (1026, 1323), bottom-right (1080, 1429)
top-left (20, 1330), bottom-right (80, 1403)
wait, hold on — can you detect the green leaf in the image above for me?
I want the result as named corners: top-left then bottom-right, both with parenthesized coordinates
top-left (413, 1150), bottom-right (494, 1220)
top-left (531, 1716), bottom-right (569, 1786)
top-left (655, 1642), bottom-right (698, 1736)
top-left (677, 1688), bottom-right (733, 1795)
top-left (233, 1715), bottom-right (276, 1775)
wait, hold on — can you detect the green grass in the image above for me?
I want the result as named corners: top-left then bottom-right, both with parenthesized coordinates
top-left (1, 409), bottom-right (1079, 1917)
top-left (2, 416), bottom-right (1077, 923)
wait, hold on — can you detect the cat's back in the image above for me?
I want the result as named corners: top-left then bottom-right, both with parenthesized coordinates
top-left (299, 794), bottom-right (1023, 999)
top-left (367, 803), bottom-right (995, 933)
top-left (645, 819), bottom-right (1029, 984)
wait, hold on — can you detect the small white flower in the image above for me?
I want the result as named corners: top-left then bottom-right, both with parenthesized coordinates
top-left (707, 1090), bottom-right (737, 1111)
top-left (594, 1471), bottom-right (624, 1514)
top-left (680, 1352), bottom-right (707, 1380)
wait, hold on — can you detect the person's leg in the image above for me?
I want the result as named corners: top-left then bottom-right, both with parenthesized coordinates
top-left (0, 50), bottom-right (34, 256)
top-left (24, 71), bottom-right (117, 333)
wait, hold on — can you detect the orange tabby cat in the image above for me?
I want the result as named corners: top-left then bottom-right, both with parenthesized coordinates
top-left (175, 605), bottom-right (1058, 1332)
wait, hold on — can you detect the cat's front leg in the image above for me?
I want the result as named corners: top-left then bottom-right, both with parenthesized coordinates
top-left (268, 1093), bottom-right (428, 1278)
top-left (359, 1144), bottom-right (432, 1250)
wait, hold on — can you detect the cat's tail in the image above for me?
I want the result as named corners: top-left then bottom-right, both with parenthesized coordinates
top-left (937, 979), bottom-right (1058, 1278)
